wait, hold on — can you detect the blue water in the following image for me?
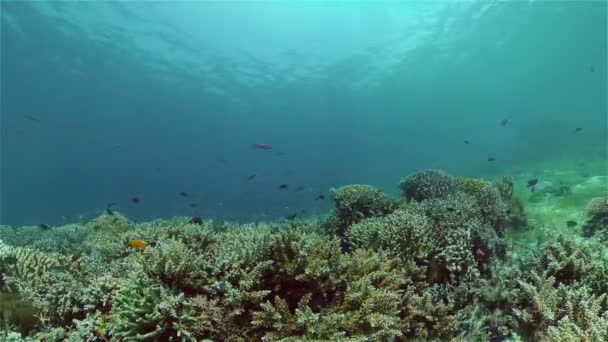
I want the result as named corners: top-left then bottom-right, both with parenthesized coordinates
top-left (1, 1), bottom-right (606, 225)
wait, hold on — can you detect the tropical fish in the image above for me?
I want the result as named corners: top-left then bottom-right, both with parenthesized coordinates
top-left (189, 203), bottom-right (199, 208)
top-left (247, 174), bottom-right (256, 181)
top-left (589, 65), bottom-right (595, 72)
top-left (295, 186), bottom-right (305, 192)
top-left (178, 191), bottom-right (189, 197)
top-left (316, 194), bottom-right (325, 200)
top-left (254, 143), bottom-right (272, 150)
top-left (573, 127), bottom-right (583, 133)
top-left (500, 116), bottom-right (511, 127)
top-left (38, 223), bottom-right (52, 230)
top-left (131, 197), bottom-right (140, 204)
top-left (23, 115), bottom-right (40, 122)
top-left (487, 157), bottom-right (496, 162)
top-left (464, 140), bottom-right (470, 145)
top-left (527, 178), bottom-right (538, 192)
top-left (128, 239), bottom-right (147, 251)
top-left (566, 220), bottom-right (578, 228)
top-left (190, 216), bottom-right (203, 225)
top-left (278, 184), bottom-right (289, 190)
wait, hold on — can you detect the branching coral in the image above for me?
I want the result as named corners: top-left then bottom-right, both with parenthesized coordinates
top-left (400, 169), bottom-right (458, 202)
top-left (347, 207), bottom-right (433, 261)
top-left (110, 274), bottom-right (197, 341)
top-left (326, 184), bottom-right (399, 236)
top-left (582, 196), bottom-right (608, 238)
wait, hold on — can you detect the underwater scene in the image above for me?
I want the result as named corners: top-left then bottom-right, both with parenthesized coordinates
top-left (0, 1), bottom-right (607, 341)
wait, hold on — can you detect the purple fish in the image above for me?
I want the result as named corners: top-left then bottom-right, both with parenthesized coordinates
top-left (254, 143), bottom-right (272, 150)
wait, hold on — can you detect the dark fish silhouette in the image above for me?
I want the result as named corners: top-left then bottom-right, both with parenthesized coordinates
top-left (105, 208), bottom-right (114, 215)
top-left (247, 174), bottom-right (256, 181)
top-left (487, 157), bottom-right (496, 162)
top-left (285, 212), bottom-right (298, 220)
top-left (254, 143), bottom-right (272, 150)
top-left (131, 197), bottom-right (140, 204)
top-left (316, 194), bottom-right (325, 200)
top-left (278, 184), bottom-right (289, 190)
top-left (23, 115), bottom-right (41, 122)
top-left (589, 65), bottom-right (595, 73)
top-left (179, 191), bottom-right (188, 197)
top-left (38, 223), bottom-right (52, 230)
top-left (527, 178), bottom-right (538, 192)
top-left (500, 116), bottom-right (511, 127)
top-left (149, 240), bottom-right (158, 247)
top-left (295, 186), bottom-right (305, 192)
top-left (190, 216), bottom-right (203, 225)
top-left (464, 140), bottom-right (470, 145)
top-left (573, 127), bottom-right (583, 133)
top-left (189, 203), bottom-right (199, 208)
top-left (566, 220), bottom-right (578, 228)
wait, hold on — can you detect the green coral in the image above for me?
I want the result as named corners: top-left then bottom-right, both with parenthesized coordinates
top-left (582, 196), bottom-right (608, 239)
top-left (400, 169), bottom-right (458, 202)
top-left (326, 184), bottom-right (399, 236)
top-left (110, 274), bottom-right (197, 341)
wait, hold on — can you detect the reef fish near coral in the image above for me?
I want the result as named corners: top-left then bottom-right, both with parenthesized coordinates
top-left (527, 178), bottom-right (539, 192)
top-left (128, 239), bottom-right (147, 251)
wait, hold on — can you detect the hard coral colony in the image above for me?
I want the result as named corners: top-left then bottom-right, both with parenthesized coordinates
top-left (0, 170), bottom-right (607, 341)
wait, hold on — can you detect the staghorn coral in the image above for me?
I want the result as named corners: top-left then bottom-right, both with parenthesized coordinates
top-left (138, 238), bottom-right (212, 294)
top-left (2, 170), bottom-right (608, 341)
top-left (400, 169), bottom-right (458, 202)
top-left (582, 196), bottom-right (608, 238)
top-left (110, 274), bottom-right (197, 341)
top-left (411, 193), bottom-right (504, 281)
top-left (347, 207), bottom-right (433, 261)
top-left (251, 249), bottom-right (410, 341)
top-left (326, 184), bottom-right (399, 236)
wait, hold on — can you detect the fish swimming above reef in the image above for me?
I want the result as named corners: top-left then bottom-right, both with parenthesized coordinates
top-left (566, 220), bottom-right (578, 228)
top-left (254, 143), bottom-right (272, 150)
top-left (278, 184), bottom-right (289, 190)
top-left (487, 157), bottom-right (496, 162)
top-left (131, 197), bottom-right (140, 204)
top-left (573, 127), bottom-right (583, 133)
top-left (527, 178), bottom-right (539, 192)
top-left (179, 191), bottom-right (189, 197)
top-left (190, 216), bottom-right (203, 225)
top-left (128, 239), bottom-right (147, 251)
top-left (464, 140), bottom-right (470, 145)
top-left (23, 115), bottom-right (41, 122)
top-left (247, 174), bottom-right (256, 181)
top-left (500, 116), bottom-right (512, 127)
top-left (38, 223), bottom-right (52, 230)
top-left (316, 194), bottom-right (325, 200)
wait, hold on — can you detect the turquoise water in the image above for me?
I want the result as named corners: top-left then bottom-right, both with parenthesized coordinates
top-left (1, 1), bottom-right (606, 224)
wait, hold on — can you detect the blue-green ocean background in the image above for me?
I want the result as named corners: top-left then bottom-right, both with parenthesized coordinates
top-left (1, 1), bottom-right (606, 226)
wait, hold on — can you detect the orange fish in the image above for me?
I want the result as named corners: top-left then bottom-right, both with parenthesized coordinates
top-left (128, 239), bottom-right (147, 251)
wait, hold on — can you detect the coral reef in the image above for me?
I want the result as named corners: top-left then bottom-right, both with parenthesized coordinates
top-left (325, 184), bottom-right (399, 236)
top-left (400, 169), bottom-right (458, 202)
top-left (582, 196), bottom-right (608, 239)
top-left (1, 170), bottom-right (606, 341)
